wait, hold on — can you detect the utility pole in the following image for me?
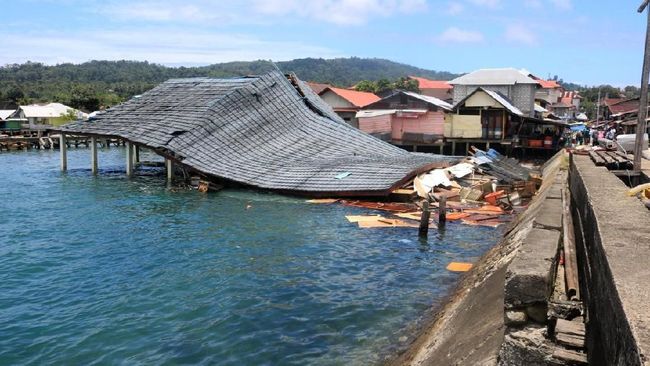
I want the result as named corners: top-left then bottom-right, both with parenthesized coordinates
top-left (634, 0), bottom-right (650, 172)
top-left (596, 88), bottom-right (601, 125)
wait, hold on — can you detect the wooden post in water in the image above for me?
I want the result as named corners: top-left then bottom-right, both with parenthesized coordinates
top-left (418, 200), bottom-right (431, 237)
top-left (166, 158), bottom-right (173, 184)
top-left (134, 145), bottom-right (140, 164)
top-left (60, 134), bottom-right (67, 171)
top-left (90, 136), bottom-right (98, 174)
top-left (439, 195), bottom-right (447, 228)
top-left (125, 141), bottom-right (133, 177)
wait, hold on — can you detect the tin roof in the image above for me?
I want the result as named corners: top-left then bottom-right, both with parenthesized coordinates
top-left (57, 71), bottom-right (454, 196)
top-left (0, 109), bottom-right (15, 120)
top-left (449, 68), bottom-right (539, 86)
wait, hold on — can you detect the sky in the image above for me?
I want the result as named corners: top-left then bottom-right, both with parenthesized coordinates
top-left (1, 0), bottom-right (647, 86)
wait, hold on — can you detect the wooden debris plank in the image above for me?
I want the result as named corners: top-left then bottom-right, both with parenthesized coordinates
top-left (346, 215), bottom-right (383, 223)
top-left (589, 151), bottom-right (606, 166)
top-left (555, 319), bottom-right (586, 348)
top-left (552, 348), bottom-right (588, 364)
top-left (306, 198), bottom-right (339, 204)
top-left (596, 151), bottom-right (615, 165)
top-left (357, 218), bottom-right (421, 228)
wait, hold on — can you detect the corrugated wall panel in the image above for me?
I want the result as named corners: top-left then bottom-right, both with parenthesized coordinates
top-left (358, 115), bottom-right (392, 134)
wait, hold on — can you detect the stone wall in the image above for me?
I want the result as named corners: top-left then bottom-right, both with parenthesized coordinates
top-left (569, 155), bottom-right (650, 366)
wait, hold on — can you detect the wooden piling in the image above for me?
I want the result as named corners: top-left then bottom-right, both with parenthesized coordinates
top-left (125, 141), bottom-right (133, 177)
top-left (134, 145), bottom-right (140, 164)
top-left (562, 188), bottom-right (580, 300)
top-left (60, 134), bottom-right (67, 171)
top-left (419, 200), bottom-right (431, 237)
top-left (439, 195), bottom-right (447, 227)
top-left (166, 158), bottom-right (173, 183)
top-left (91, 136), bottom-right (98, 174)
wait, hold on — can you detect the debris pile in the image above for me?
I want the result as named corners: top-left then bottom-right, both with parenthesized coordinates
top-left (310, 146), bottom-right (543, 230)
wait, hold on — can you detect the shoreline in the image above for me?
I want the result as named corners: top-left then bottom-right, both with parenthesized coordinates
top-left (388, 152), bottom-right (564, 366)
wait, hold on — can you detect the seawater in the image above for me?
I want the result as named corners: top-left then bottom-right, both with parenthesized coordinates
top-left (0, 147), bottom-right (502, 365)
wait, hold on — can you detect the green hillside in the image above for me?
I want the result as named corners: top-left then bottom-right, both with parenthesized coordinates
top-left (0, 58), bottom-right (459, 111)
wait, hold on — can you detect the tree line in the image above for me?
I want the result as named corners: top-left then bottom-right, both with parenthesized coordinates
top-left (0, 58), bottom-right (457, 112)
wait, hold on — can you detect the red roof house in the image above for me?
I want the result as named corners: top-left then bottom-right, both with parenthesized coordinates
top-left (318, 87), bottom-right (381, 127)
top-left (408, 76), bottom-right (453, 101)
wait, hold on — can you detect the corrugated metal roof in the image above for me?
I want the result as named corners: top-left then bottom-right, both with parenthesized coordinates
top-left (57, 71), bottom-right (455, 196)
top-left (534, 104), bottom-right (547, 113)
top-left (449, 68), bottom-right (538, 86)
top-left (0, 110), bottom-right (16, 120)
top-left (356, 109), bottom-right (428, 118)
top-left (402, 91), bottom-right (453, 110)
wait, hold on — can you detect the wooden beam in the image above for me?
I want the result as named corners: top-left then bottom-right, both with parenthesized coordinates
top-left (562, 188), bottom-right (580, 301)
top-left (91, 136), bottom-right (98, 174)
top-left (166, 158), bottom-right (173, 183)
top-left (60, 134), bottom-right (67, 171)
top-left (639, 0), bottom-right (650, 13)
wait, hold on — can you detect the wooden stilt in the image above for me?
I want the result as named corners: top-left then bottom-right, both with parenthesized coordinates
top-left (166, 158), bottom-right (173, 183)
top-left (438, 195), bottom-right (447, 228)
top-left (125, 141), bottom-right (133, 177)
top-left (91, 136), bottom-right (98, 174)
top-left (439, 143), bottom-right (444, 155)
top-left (60, 134), bottom-right (67, 171)
top-left (452, 141), bottom-right (456, 155)
top-left (418, 200), bottom-right (431, 238)
top-left (134, 145), bottom-right (140, 164)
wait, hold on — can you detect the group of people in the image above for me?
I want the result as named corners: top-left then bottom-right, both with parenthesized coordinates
top-left (568, 125), bottom-right (622, 147)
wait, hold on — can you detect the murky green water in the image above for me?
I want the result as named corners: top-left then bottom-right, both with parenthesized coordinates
top-left (0, 147), bottom-right (502, 365)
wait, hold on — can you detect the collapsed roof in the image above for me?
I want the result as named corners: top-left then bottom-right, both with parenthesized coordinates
top-left (57, 71), bottom-right (454, 196)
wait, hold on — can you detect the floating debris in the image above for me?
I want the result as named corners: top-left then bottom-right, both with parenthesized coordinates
top-left (447, 262), bottom-right (474, 272)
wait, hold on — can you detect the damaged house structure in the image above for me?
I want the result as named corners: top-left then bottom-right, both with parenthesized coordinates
top-left (355, 90), bottom-right (452, 149)
top-left (56, 71), bottom-right (453, 197)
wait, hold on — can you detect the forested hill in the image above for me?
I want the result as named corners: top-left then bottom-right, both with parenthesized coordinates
top-left (0, 58), bottom-right (459, 111)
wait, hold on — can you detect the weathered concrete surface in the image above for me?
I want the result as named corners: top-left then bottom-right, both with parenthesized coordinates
top-left (391, 151), bottom-right (566, 366)
top-left (498, 325), bottom-right (563, 366)
top-left (504, 228), bottom-right (560, 308)
top-left (533, 199), bottom-right (563, 231)
top-left (570, 155), bottom-right (650, 366)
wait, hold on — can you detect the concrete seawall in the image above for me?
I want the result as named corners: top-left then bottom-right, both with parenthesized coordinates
top-left (391, 152), bottom-right (566, 366)
top-left (569, 155), bottom-right (650, 365)
top-left (393, 152), bottom-right (650, 365)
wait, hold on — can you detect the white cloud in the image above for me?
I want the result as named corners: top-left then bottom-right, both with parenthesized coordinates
top-left (253, 0), bottom-right (428, 25)
top-left (524, 0), bottom-right (542, 9)
top-left (468, 0), bottom-right (500, 8)
top-left (504, 24), bottom-right (537, 46)
top-left (0, 29), bottom-right (343, 65)
top-left (437, 27), bottom-right (484, 43)
top-left (549, 0), bottom-right (572, 10)
top-left (99, 0), bottom-right (428, 26)
top-left (446, 2), bottom-right (464, 15)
